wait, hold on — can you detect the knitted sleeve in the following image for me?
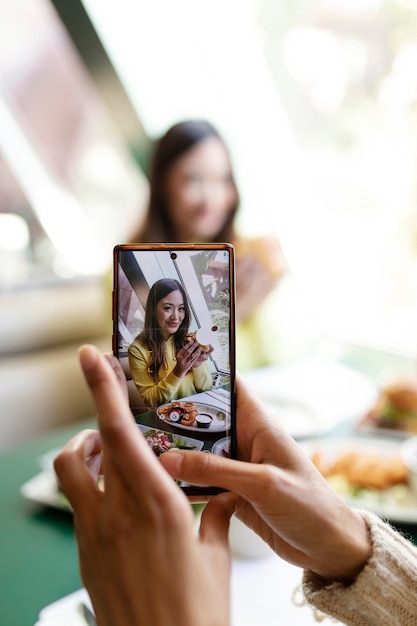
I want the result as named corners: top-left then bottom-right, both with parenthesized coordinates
top-left (302, 510), bottom-right (417, 626)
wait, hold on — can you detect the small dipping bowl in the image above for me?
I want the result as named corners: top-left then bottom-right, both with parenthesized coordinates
top-left (168, 407), bottom-right (184, 423)
top-left (401, 435), bottom-right (417, 495)
top-left (196, 413), bottom-right (212, 429)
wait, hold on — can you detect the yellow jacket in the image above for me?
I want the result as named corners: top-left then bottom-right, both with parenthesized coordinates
top-left (128, 335), bottom-right (212, 408)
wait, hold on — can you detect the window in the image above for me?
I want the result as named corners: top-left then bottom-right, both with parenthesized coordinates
top-left (81, 0), bottom-right (417, 355)
top-left (4, 0), bottom-right (417, 356)
top-left (0, 0), bottom-right (147, 286)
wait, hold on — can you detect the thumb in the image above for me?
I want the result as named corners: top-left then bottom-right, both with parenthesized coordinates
top-left (199, 491), bottom-right (239, 545)
top-left (160, 449), bottom-right (267, 504)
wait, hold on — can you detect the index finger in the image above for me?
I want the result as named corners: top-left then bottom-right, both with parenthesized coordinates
top-left (160, 449), bottom-right (274, 504)
top-left (79, 345), bottom-right (179, 500)
top-left (103, 353), bottom-right (129, 402)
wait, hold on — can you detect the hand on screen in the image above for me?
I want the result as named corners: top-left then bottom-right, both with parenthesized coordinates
top-left (54, 345), bottom-right (233, 626)
top-left (174, 341), bottom-right (210, 377)
top-left (161, 375), bottom-right (371, 584)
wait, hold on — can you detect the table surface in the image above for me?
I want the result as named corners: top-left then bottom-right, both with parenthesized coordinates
top-left (2, 344), bottom-right (417, 625)
top-left (0, 419), bottom-right (94, 626)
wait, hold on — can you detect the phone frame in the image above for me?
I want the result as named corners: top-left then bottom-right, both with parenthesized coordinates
top-left (112, 243), bottom-right (236, 496)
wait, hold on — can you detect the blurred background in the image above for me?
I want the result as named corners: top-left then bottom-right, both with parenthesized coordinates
top-left (2, 0), bottom-right (417, 449)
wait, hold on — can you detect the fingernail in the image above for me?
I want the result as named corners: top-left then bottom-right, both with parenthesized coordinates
top-left (79, 344), bottom-right (98, 370)
top-left (161, 449), bottom-right (184, 477)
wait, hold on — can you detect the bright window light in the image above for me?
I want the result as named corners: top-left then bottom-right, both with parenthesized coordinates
top-left (0, 214), bottom-right (29, 252)
top-left (3, 0), bottom-right (417, 358)
top-left (80, 0), bottom-right (417, 356)
top-left (0, 97), bottom-right (105, 275)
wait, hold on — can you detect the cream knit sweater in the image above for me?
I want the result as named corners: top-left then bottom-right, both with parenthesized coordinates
top-left (302, 511), bottom-right (417, 625)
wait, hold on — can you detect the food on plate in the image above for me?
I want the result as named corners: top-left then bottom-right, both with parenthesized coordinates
top-left (309, 442), bottom-right (417, 510)
top-left (312, 448), bottom-right (409, 491)
top-left (158, 401), bottom-right (199, 426)
top-left (166, 406), bottom-right (184, 423)
top-left (360, 379), bottom-right (417, 433)
top-left (143, 430), bottom-right (175, 456)
top-left (141, 428), bottom-right (198, 456)
top-left (310, 444), bottom-right (416, 513)
top-left (185, 328), bottom-right (216, 353)
top-left (158, 400), bottom-right (229, 431)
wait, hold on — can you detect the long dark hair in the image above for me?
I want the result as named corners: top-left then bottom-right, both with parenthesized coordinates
top-left (135, 120), bottom-right (239, 243)
top-left (137, 278), bottom-right (191, 380)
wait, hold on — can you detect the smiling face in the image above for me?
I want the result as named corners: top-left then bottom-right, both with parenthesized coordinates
top-left (156, 289), bottom-right (186, 340)
top-left (164, 137), bottom-right (237, 242)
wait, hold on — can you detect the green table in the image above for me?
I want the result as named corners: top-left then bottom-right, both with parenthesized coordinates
top-left (0, 419), bottom-right (94, 626)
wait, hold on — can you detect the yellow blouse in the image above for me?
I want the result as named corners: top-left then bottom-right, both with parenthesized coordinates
top-left (128, 335), bottom-right (213, 408)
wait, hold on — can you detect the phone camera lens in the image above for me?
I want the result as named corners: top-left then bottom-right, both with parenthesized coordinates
top-left (170, 252), bottom-right (177, 260)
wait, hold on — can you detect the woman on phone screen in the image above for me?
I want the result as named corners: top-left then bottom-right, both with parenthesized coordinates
top-left (128, 278), bottom-right (213, 408)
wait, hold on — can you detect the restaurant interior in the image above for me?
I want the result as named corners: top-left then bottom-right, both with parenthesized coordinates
top-left (2, 1), bottom-right (417, 625)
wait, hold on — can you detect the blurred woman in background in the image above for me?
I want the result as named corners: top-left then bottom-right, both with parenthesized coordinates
top-left (132, 119), bottom-right (287, 370)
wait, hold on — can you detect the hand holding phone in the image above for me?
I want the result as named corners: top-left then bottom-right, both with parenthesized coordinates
top-left (113, 243), bottom-right (236, 496)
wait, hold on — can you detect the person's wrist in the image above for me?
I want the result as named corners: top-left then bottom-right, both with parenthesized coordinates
top-left (172, 364), bottom-right (184, 378)
top-left (313, 510), bottom-right (372, 584)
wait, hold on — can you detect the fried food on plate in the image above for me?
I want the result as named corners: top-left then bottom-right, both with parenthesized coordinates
top-left (312, 449), bottom-right (408, 491)
top-left (360, 378), bottom-right (417, 434)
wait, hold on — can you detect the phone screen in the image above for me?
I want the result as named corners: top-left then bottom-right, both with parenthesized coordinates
top-left (113, 243), bottom-right (236, 496)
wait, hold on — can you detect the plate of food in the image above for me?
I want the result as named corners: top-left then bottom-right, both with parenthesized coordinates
top-left (211, 436), bottom-right (231, 458)
top-left (137, 424), bottom-right (204, 455)
top-left (300, 436), bottom-right (417, 522)
top-left (21, 427), bottom-right (205, 511)
top-left (157, 399), bottom-right (230, 432)
top-left (356, 378), bottom-right (417, 438)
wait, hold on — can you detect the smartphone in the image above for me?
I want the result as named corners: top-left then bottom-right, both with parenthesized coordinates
top-left (112, 243), bottom-right (236, 496)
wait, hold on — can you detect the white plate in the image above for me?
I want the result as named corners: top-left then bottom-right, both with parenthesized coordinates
top-left (211, 436), bottom-right (231, 457)
top-left (137, 424), bottom-right (204, 451)
top-left (20, 469), bottom-right (71, 511)
top-left (242, 357), bottom-right (378, 438)
top-left (20, 428), bottom-right (205, 512)
top-left (20, 447), bottom-right (71, 511)
top-left (35, 588), bottom-right (92, 626)
top-left (300, 435), bottom-right (417, 523)
top-left (356, 419), bottom-right (417, 439)
top-left (37, 447), bottom-right (63, 471)
top-left (356, 425), bottom-right (414, 439)
top-left (157, 400), bottom-right (230, 433)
